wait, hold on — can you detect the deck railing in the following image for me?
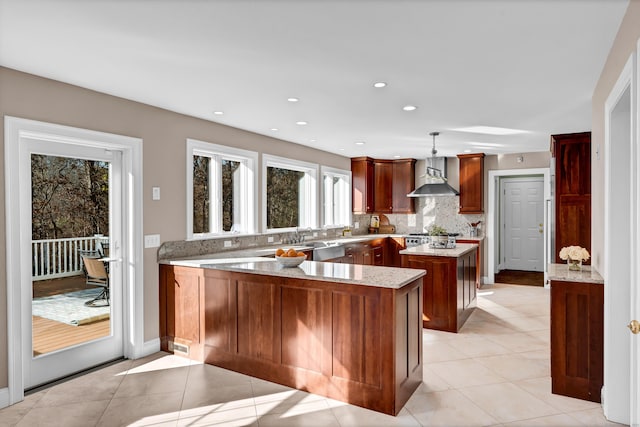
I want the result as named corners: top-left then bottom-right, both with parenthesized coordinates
top-left (32, 236), bottom-right (108, 281)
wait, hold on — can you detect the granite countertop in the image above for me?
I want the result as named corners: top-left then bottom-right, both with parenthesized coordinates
top-left (455, 236), bottom-right (485, 242)
top-left (399, 243), bottom-right (478, 258)
top-left (548, 263), bottom-right (604, 284)
top-left (202, 260), bottom-right (425, 289)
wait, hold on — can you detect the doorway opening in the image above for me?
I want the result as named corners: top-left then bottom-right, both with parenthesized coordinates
top-left (5, 116), bottom-right (144, 406)
top-left (486, 168), bottom-right (550, 287)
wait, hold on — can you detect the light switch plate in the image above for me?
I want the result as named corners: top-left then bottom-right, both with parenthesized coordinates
top-left (144, 234), bottom-right (160, 248)
top-left (267, 236), bottom-right (274, 243)
top-left (152, 187), bottom-right (161, 200)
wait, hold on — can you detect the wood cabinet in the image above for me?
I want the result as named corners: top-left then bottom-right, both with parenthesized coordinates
top-left (551, 132), bottom-right (591, 264)
top-left (351, 157), bottom-right (375, 214)
top-left (160, 264), bottom-right (423, 416)
top-left (392, 159), bottom-right (417, 213)
top-left (401, 248), bottom-right (477, 332)
top-left (550, 278), bottom-right (603, 402)
top-left (387, 237), bottom-right (407, 267)
top-left (373, 161), bottom-right (393, 213)
top-left (352, 157), bottom-right (416, 214)
top-left (457, 153), bottom-right (484, 214)
top-left (456, 239), bottom-right (482, 288)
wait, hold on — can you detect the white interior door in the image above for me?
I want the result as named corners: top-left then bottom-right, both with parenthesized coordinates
top-left (501, 177), bottom-right (544, 271)
top-left (20, 138), bottom-right (124, 389)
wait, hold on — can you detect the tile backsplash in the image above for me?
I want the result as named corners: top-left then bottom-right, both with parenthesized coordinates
top-left (354, 196), bottom-right (485, 236)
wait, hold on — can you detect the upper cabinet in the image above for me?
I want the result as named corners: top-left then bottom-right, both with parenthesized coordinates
top-left (457, 153), bottom-right (485, 214)
top-left (351, 157), bottom-right (375, 214)
top-left (391, 159), bottom-right (417, 213)
top-left (351, 157), bottom-right (416, 214)
top-left (551, 132), bottom-right (591, 264)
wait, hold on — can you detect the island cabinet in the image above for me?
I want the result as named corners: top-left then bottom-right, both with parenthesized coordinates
top-left (456, 238), bottom-right (483, 288)
top-left (457, 153), bottom-right (484, 214)
top-left (400, 244), bottom-right (477, 332)
top-left (159, 262), bottom-right (424, 415)
top-left (549, 264), bottom-right (604, 403)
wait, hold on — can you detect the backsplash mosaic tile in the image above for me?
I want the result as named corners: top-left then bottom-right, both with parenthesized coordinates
top-left (353, 196), bottom-right (485, 237)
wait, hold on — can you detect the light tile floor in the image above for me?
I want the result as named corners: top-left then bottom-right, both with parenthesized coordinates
top-left (0, 283), bottom-right (624, 426)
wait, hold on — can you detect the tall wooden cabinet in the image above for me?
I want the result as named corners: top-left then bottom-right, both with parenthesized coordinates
top-left (351, 157), bottom-right (416, 214)
top-left (457, 153), bottom-right (484, 214)
top-left (551, 132), bottom-right (591, 264)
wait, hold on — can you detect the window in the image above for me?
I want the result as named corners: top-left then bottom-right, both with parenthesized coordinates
top-left (263, 155), bottom-right (318, 231)
top-left (321, 166), bottom-right (351, 228)
top-left (187, 139), bottom-right (257, 239)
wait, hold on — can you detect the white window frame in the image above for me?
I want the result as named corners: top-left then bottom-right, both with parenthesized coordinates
top-left (187, 139), bottom-right (257, 239)
top-left (262, 154), bottom-right (319, 232)
top-left (321, 166), bottom-right (352, 228)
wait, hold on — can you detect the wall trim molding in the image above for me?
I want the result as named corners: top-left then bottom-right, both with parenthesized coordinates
top-left (141, 338), bottom-right (161, 359)
top-left (0, 387), bottom-right (9, 410)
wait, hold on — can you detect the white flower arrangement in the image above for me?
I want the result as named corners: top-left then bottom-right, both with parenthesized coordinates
top-left (559, 246), bottom-right (590, 262)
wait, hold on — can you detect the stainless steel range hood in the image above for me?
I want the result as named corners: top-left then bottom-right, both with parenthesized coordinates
top-left (407, 132), bottom-right (459, 197)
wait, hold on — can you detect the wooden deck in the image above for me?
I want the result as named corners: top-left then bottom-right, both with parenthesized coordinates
top-left (32, 275), bottom-right (110, 356)
top-left (33, 316), bottom-right (110, 356)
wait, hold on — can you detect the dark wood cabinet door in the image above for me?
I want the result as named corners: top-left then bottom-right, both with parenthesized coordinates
top-left (551, 132), bottom-right (591, 263)
top-left (374, 161), bottom-right (393, 213)
top-left (551, 279), bottom-right (603, 402)
top-left (351, 157), bottom-right (374, 214)
top-left (457, 153), bottom-right (484, 214)
top-left (392, 160), bottom-right (416, 213)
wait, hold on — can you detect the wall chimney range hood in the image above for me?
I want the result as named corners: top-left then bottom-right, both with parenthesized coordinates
top-left (407, 132), bottom-right (459, 197)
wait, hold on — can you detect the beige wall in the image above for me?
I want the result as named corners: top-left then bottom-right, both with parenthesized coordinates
top-left (0, 67), bottom-right (349, 389)
top-left (592, 0), bottom-right (640, 273)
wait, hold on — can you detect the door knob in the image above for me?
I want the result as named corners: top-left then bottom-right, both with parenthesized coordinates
top-left (628, 320), bottom-right (640, 334)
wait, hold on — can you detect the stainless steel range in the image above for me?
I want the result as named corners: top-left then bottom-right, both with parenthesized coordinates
top-left (404, 233), bottom-right (457, 249)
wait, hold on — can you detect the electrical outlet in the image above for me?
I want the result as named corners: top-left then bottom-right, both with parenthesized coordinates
top-left (144, 234), bottom-right (160, 248)
top-left (267, 236), bottom-right (274, 243)
top-left (313, 232), bottom-right (318, 237)
top-left (224, 240), bottom-right (232, 248)
top-left (354, 222), bottom-right (359, 228)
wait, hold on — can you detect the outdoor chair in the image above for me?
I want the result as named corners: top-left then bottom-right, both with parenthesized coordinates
top-left (81, 255), bottom-right (109, 307)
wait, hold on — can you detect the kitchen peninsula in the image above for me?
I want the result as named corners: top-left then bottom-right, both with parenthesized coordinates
top-left (400, 243), bottom-right (477, 332)
top-left (159, 256), bottom-right (425, 415)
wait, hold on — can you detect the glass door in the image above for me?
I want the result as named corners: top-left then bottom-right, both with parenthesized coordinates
top-left (22, 138), bottom-right (124, 389)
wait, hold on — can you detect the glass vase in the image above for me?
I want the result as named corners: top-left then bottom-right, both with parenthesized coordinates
top-left (567, 258), bottom-right (582, 271)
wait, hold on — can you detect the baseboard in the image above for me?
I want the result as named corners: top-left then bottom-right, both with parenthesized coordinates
top-left (142, 338), bottom-right (161, 357)
top-left (0, 387), bottom-right (9, 409)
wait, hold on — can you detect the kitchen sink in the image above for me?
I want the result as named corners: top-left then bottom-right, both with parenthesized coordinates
top-left (312, 242), bottom-right (345, 261)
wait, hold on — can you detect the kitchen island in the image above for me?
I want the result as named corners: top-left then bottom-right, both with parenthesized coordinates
top-left (159, 258), bottom-right (425, 415)
top-left (400, 243), bottom-right (477, 332)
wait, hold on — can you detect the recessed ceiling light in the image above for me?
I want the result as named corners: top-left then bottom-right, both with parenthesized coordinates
top-left (270, 128), bottom-right (279, 131)
top-left (213, 111), bottom-right (224, 115)
top-left (455, 126), bottom-right (528, 135)
top-left (403, 105), bottom-right (417, 111)
top-left (287, 97), bottom-right (299, 102)
top-left (393, 155), bottom-right (401, 158)
top-left (339, 148), bottom-right (345, 151)
top-left (464, 149), bottom-right (472, 153)
top-left (296, 121), bottom-right (308, 125)
top-left (310, 139), bottom-right (317, 143)
top-left (373, 82), bottom-right (387, 88)
top-left (355, 141), bottom-right (366, 145)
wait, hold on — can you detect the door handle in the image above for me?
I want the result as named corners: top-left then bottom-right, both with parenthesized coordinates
top-left (628, 320), bottom-right (640, 334)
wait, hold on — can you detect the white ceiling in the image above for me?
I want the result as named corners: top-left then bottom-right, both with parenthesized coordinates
top-left (0, 0), bottom-right (629, 158)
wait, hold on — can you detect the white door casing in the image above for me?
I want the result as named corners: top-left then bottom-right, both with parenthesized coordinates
top-left (500, 177), bottom-right (544, 272)
top-left (603, 51), bottom-right (635, 425)
top-left (486, 168), bottom-right (550, 286)
top-left (4, 117), bottom-right (144, 405)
